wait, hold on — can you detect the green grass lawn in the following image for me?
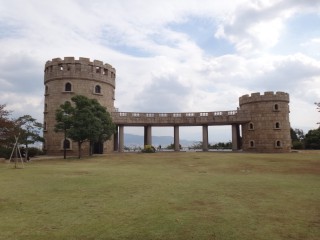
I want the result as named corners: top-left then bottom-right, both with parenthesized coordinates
top-left (0, 151), bottom-right (319, 240)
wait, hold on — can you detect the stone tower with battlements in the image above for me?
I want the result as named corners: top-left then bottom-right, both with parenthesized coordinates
top-left (239, 91), bottom-right (291, 153)
top-left (44, 57), bottom-right (291, 155)
top-left (43, 57), bottom-right (116, 155)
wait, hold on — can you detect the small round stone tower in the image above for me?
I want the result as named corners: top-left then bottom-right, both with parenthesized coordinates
top-left (239, 91), bottom-right (291, 153)
top-left (43, 57), bottom-right (116, 155)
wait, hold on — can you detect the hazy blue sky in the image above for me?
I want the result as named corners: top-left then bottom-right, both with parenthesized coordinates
top-left (0, 0), bottom-right (319, 142)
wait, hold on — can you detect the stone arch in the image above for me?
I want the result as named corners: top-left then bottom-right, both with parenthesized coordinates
top-left (61, 138), bottom-right (72, 150)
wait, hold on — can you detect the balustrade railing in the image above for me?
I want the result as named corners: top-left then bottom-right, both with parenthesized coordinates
top-left (112, 110), bottom-right (239, 118)
top-left (110, 110), bottom-right (249, 125)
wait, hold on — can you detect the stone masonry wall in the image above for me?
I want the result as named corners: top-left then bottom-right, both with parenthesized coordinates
top-left (240, 91), bottom-right (291, 153)
top-left (44, 57), bottom-right (292, 154)
top-left (44, 57), bottom-right (116, 156)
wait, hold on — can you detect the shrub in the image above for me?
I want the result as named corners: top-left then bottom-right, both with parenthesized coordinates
top-left (142, 145), bottom-right (156, 153)
top-left (27, 147), bottom-right (44, 157)
top-left (0, 147), bottom-right (12, 159)
top-left (292, 141), bottom-right (304, 150)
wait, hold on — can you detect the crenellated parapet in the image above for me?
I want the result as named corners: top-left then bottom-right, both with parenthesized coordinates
top-left (43, 57), bottom-right (116, 155)
top-left (239, 91), bottom-right (291, 153)
top-left (43, 56), bottom-right (292, 154)
top-left (44, 57), bottom-right (116, 88)
top-left (239, 91), bottom-right (289, 106)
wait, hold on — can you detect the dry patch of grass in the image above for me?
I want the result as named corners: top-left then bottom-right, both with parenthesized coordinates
top-left (0, 151), bottom-right (319, 240)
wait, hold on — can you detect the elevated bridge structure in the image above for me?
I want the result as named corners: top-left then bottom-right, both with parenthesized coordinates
top-left (111, 91), bottom-right (291, 153)
top-left (43, 57), bottom-right (291, 154)
top-left (111, 110), bottom-right (250, 152)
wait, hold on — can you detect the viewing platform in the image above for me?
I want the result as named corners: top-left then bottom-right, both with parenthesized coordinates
top-left (111, 109), bottom-right (251, 126)
top-left (111, 109), bottom-right (251, 152)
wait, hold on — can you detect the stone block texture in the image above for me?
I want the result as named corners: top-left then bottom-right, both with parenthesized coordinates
top-left (44, 57), bottom-right (116, 156)
top-left (239, 91), bottom-right (291, 153)
top-left (44, 57), bottom-right (291, 154)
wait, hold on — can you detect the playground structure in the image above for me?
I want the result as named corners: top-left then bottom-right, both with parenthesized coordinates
top-left (43, 57), bottom-right (291, 155)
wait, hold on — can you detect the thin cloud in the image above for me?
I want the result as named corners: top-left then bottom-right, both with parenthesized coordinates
top-left (0, 0), bottom-right (319, 139)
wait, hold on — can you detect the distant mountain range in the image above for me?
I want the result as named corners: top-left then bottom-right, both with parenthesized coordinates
top-left (124, 133), bottom-right (197, 147)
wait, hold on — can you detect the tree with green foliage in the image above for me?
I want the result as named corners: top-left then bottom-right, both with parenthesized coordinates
top-left (290, 128), bottom-right (304, 149)
top-left (55, 95), bottom-right (116, 159)
top-left (166, 143), bottom-right (181, 150)
top-left (303, 103), bottom-right (320, 149)
top-left (304, 128), bottom-right (320, 149)
top-left (16, 115), bottom-right (44, 160)
top-left (190, 141), bottom-right (202, 149)
top-left (0, 104), bottom-right (16, 158)
top-left (211, 141), bottom-right (232, 149)
top-left (87, 98), bottom-right (116, 155)
top-left (0, 104), bottom-right (15, 147)
top-left (55, 101), bottom-right (74, 159)
top-left (0, 104), bottom-right (11, 124)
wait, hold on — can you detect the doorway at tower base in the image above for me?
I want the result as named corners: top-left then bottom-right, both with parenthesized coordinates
top-left (93, 141), bottom-right (104, 154)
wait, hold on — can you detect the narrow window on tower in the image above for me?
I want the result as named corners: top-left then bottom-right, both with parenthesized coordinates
top-left (94, 85), bottom-right (101, 94)
top-left (65, 82), bottom-right (72, 92)
top-left (62, 139), bottom-right (71, 150)
top-left (275, 140), bottom-right (282, 148)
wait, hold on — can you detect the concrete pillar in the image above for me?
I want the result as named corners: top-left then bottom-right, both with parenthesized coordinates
top-left (202, 125), bottom-right (209, 151)
top-left (237, 125), bottom-right (242, 149)
top-left (144, 126), bottom-right (147, 146)
top-left (113, 125), bottom-right (119, 151)
top-left (174, 125), bottom-right (180, 151)
top-left (232, 124), bottom-right (240, 151)
top-left (144, 125), bottom-right (152, 146)
top-left (119, 125), bottom-right (124, 152)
